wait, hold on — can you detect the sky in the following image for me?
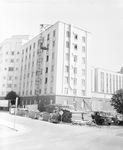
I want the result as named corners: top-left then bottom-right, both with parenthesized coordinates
top-left (0, 0), bottom-right (123, 72)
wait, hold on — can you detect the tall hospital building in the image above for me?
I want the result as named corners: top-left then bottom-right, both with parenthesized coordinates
top-left (1, 21), bottom-right (122, 112)
top-left (19, 21), bottom-right (92, 111)
top-left (0, 35), bottom-right (30, 100)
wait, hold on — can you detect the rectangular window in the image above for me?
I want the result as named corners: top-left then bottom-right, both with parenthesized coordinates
top-left (15, 76), bottom-right (18, 80)
top-left (30, 45), bottom-right (31, 50)
top-left (53, 30), bottom-right (55, 37)
top-left (64, 88), bottom-right (68, 94)
top-left (106, 73), bottom-right (108, 93)
top-left (46, 67), bottom-right (48, 73)
top-left (110, 74), bottom-right (112, 93)
top-left (8, 67), bottom-right (14, 71)
top-left (66, 31), bottom-right (70, 37)
top-left (66, 41), bottom-right (70, 48)
top-left (113, 75), bottom-right (115, 93)
top-left (119, 76), bottom-right (121, 89)
top-left (10, 59), bottom-right (14, 62)
top-left (66, 53), bottom-right (69, 60)
top-left (33, 43), bottom-right (35, 48)
top-left (82, 46), bottom-right (86, 53)
top-left (46, 55), bottom-right (49, 62)
top-left (82, 36), bottom-right (86, 43)
top-left (14, 84), bottom-right (17, 88)
top-left (47, 34), bottom-right (50, 40)
top-left (100, 72), bottom-right (104, 92)
top-left (45, 78), bottom-right (47, 84)
top-left (65, 66), bottom-right (69, 73)
top-left (74, 33), bottom-right (78, 40)
top-left (51, 76), bottom-right (53, 83)
top-left (82, 57), bottom-right (85, 64)
top-left (11, 51), bottom-right (14, 55)
top-left (17, 52), bottom-right (20, 54)
top-left (53, 41), bottom-right (55, 47)
top-left (82, 69), bottom-right (85, 76)
top-left (65, 77), bottom-right (68, 84)
top-left (8, 76), bottom-right (12, 80)
top-left (81, 90), bottom-right (85, 96)
top-left (7, 84), bottom-right (12, 88)
top-left (74, 67), bottom-right (77, 74)
top-left (26, 47), bottom-right (28, 52)
top-left (51, 65), bottom-right (54, 71)
top-left (74, 44), bottom-right (77, 50)
top-left (82, 79), bottom-right (85, 86)
top-left (47, 44), bottom-right (49, 50)
top-left (74, 55), bottom-right (77, 62)
top-left (30, 90), bottom-right (32, 95)
top-left (73, 89), bottom-right (77, 95)
top-left (52, 53), bottom-right (54, 59)
top-left (74, 78), bottom-right (77, 85)
top-left (116, 76), bottom-right (118, 91)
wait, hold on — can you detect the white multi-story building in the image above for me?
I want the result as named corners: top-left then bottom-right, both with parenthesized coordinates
top-left (0, 35), bottom-right (30, 100)
top-left (20, 21), bottom-right (92, 111)
top-left (91, 67), bottom-right (123, 111)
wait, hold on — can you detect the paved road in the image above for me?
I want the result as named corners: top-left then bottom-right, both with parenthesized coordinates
top-left (0, 112), bottom-right (123, 150)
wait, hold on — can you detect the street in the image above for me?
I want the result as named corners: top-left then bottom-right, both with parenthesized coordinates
top-left (0, 112), bottom-right (123, 150)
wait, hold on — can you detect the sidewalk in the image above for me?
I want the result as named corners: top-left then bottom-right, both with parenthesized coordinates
top-left (0, 114), bottom-right (28, 138)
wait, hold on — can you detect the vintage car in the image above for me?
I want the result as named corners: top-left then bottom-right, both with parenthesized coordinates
top-left (91, 111), bottom-right (115, 125)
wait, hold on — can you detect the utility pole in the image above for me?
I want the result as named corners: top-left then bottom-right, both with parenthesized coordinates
top-left (36, 24), bottom-right (50, 110)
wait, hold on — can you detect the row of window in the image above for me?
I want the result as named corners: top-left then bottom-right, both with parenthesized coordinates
top-left (66, 42), bottom-right (86, 50)
top-left (22, 65), bottom-right (54, 80)
top-left (65, 65), bottom-right (85, 74)
top-left (66, 31), bottom-right (86, 42)
top-left (5, 51), bottom-right (20, 55)
top-left (21, 86), bottom-right (54, 96)
top-left (65, 77), bottom-right (85, 86)
top-left (0, 67), bottom-right (18, 71)
top-left (66, 53), bottom-right (86, 63)
top-left (3, 59), bottom-right (19, 62)
top-left (22, 30), bottom-right (56, 55)
top-left (2, 84), bottom-right (17, 88)
top-left (64, 87), bottom-right (85, 96)
top-left (3, 76), bottom-right (18, 80)
top-left (100, 72), bottom-right (123, 93)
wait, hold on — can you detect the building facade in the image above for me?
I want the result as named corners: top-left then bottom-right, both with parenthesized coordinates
top-left (91, 67), bottom-right (123, 111)
top-left (0, 35), bottom-right (30, 100)
top-left (19, 21), bottom-right (92, 111)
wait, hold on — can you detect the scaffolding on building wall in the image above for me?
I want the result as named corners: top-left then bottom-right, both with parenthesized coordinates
top-left (36, 24), bottom-right (51, 109)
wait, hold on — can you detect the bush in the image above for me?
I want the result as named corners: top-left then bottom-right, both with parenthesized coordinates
top-left (58, 109), bottom-right (72, 123)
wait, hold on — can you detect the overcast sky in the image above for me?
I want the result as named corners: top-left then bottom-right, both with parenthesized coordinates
top-left (0, 0), bottom-right (123, 72)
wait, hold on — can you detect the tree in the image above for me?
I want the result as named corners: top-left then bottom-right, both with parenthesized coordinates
top-left (5, 90), bottom-right (20, 106)
top-left (111, 89), bottom-right (123, 114)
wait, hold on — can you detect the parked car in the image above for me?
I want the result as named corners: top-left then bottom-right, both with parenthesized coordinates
top-left (91, 111), bottom-right (115, 125)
